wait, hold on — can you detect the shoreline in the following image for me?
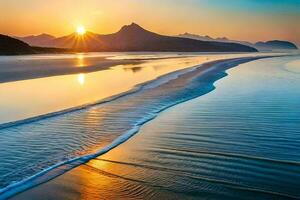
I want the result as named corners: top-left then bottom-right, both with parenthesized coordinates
top-left (0, 56), bottom-right (276, 200)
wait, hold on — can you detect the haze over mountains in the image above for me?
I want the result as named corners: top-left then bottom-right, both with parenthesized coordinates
top-left (17, 34), bottom-right (56, 47)
top-left (15, 23), bottom-right (257, 53)
top-left (178, 33), bottom-right (298, 51)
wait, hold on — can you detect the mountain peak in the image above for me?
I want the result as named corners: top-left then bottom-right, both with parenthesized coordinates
top-left (129, 22), bottom-right (142, 28)
top-left (119, 22), bottom-right (146, 33)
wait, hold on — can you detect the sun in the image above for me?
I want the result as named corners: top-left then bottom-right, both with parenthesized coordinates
top-left (76, 25), bottom-right (86, 35)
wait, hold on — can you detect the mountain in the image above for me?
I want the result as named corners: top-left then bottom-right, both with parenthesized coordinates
top-left (255, 40), bottom-right (298, 50)
top-left (177, 33), bottom-right (254, 47)
top-left (15, 33), bottom-right (56, 47)
top-left (0, 34), bottom-right (35, 55)
top-left (16, 23), bottom-right (257, 52)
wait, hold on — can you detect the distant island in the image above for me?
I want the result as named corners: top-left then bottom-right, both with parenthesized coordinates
top-left (9, 23), bottom-right (257, 54)
top-left (178, 33), bottom-right (298, 51)
top-left (255, 40), bottom-right (298, 50)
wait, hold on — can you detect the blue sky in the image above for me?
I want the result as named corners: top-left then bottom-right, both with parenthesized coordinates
top-left (196, 0), bottom-right (300, 13)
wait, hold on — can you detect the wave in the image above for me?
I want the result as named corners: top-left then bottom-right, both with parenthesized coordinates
top-left (0, 56), bottom-right (275, 199)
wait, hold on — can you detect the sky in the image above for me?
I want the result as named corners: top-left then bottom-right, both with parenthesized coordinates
top-left (0, 0), bottom-right (299, 45)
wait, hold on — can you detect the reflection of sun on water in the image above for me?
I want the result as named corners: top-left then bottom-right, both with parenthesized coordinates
top-left (76, 53), bottom-right (86, 67)
top-left (78, 73), bottom-right (85, 85)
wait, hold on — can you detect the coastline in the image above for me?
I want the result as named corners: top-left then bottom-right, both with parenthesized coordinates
top-left (1, 56), bottom-right (277, 200)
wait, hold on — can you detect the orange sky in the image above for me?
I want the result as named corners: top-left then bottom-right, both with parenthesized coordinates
top-left (0, 0), bottom-right (299, 45)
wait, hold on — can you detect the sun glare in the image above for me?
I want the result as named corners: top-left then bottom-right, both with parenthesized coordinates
top-left (76, 25), bottom-right (86, 35)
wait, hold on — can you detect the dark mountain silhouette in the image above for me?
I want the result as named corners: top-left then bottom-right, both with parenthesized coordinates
top-left (255, 40), bottom-right (298, 50)
top-left (0, 34), bottom-right (35, 55)
top-left (16, 23), bottom-right (257, 52)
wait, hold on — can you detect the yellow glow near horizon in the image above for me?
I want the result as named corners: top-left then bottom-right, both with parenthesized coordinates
top-left (76, 25), bottom-right (86, 35)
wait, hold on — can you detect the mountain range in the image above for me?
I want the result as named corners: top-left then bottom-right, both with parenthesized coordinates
top-left (178, 33), bottom-right (298, 51)
top-left (14, 23), bottom-right (257, 53)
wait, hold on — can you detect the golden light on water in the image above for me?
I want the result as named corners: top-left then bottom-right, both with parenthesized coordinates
top-left (78, 73), bottom-right (85, 85)
top-left (76, 53), bottom-right (87, 67)
top-left (76, 25), bottom-right (86, 35)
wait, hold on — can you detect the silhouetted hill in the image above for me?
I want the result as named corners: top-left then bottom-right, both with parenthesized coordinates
top-left (0, 34), bottom-right (35, 55)
top-left (255, 40), bottom-right (298, 50)
top-left (17, 23), bottom-right (258, 52)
